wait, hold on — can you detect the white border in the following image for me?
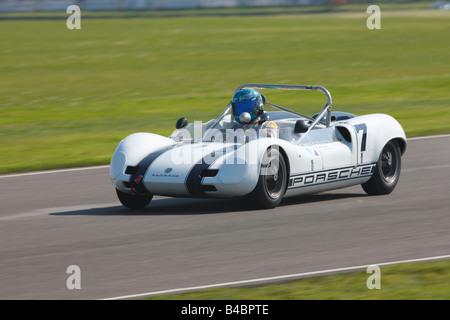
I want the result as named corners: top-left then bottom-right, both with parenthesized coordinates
top-left (102, 254), bottom-right (450, 300)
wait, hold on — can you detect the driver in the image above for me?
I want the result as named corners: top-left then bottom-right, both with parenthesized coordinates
top-left (231, 88), bottom-right (278, 138)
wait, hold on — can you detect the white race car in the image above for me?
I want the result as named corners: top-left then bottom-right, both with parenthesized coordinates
top-left (110, 84), bottom-right (406, 209)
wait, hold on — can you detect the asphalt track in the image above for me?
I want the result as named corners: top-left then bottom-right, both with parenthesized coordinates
top-left (0, 135), bottom-right (449, 299)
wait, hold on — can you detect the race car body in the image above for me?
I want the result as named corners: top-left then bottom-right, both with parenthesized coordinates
top-left (110, 84), bottom-right (406, 209)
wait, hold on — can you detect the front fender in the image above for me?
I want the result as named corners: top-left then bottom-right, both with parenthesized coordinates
top-left (207, 138), bottom-right (294, 196)
top-left (110, 132), bottom-right (175, 182)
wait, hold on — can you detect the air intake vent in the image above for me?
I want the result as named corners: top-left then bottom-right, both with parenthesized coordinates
top-left (336, 127), bottom-right (352, 143)
top-left (125, 166), bottom-right (139, 175)
top-left (200, 185), bottom-right (217, 192)
top-left (200, 169), bottom-right (219, 177)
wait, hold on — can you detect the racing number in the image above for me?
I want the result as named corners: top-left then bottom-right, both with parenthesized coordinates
top-left (354, 124), bottom-right (367, 152)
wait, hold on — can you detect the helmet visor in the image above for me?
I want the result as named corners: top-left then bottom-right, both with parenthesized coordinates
top-left (233, 99), bottom-right (258, 116)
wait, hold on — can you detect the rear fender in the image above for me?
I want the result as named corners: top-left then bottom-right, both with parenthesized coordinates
top-left (347, 114), bottom-right (407, 163)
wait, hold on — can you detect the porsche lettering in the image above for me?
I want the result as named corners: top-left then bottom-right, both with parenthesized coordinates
top-left (288, 164), bottom-right (376, 189)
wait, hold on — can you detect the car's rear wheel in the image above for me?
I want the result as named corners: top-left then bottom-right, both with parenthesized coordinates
top-left (251, 148), bottom-right (287, 209)
top-left (362, 140), bottom-right (401, 195)
top-left (116, 188), bottom-right (153, 209)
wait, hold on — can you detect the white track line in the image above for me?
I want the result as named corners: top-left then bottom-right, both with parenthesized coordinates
top-left (407, 133), bottom-right (450, 141)
top-left (102, 254), bottom-right (450, 300)
top-left (0, 203), bottom-right (116, 221)
top-left (0, 134), bottom-right (449, 179)
top-left (0, 165), bottom-right (110, 179)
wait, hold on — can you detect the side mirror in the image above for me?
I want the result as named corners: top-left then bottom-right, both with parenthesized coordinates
top-left (294, 120), bottom-right (309, 134)
top-left (175, 117), bottom-right (188, 129)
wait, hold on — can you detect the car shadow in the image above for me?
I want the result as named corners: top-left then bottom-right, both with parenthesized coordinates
top-left (50, 192), bottom-right (367, 217)
top-left (51, 197), bottom-right (254, 216)
top-left (279, 192), bottom-right (366, 207)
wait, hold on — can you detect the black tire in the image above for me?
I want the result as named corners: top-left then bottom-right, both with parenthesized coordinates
top-left (116, 188), bottom-right (153, 209)
top-left (362, 140), bottom-right (401, 195)
top-left (251, 148), bottom-right (288, 209)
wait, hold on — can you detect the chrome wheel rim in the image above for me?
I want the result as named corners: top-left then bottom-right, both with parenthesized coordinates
top-left (263, 156), bottom-right (285, 199)
top-left (381, 144), bottom-right (397, 183)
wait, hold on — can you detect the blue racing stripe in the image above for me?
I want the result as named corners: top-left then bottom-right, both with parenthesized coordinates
top-left (129, 146), bottom-right (175, 194)
top-left (185, 146), bottom-right (234, 196)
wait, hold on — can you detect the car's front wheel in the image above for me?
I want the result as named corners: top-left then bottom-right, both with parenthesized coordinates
top-left (362, 140), bottom-right (401, 195)
top-left (116, 188), bottom-right (153, 209)
top-left (251, 148), bottom-right (288, 209)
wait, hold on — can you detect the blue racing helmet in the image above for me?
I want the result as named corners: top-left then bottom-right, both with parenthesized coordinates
top-left (231, 88), bottom-right (265, 124)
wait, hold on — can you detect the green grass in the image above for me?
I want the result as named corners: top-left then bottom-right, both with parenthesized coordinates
top-left (146, 259), bottom-right (450, 300)
top-left (1, 3), bottom-right (449, 173)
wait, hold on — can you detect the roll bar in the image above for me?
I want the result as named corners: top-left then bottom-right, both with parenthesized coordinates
top-left (236, 84), bottom-right (333, 128)
top-left (202, 84), bottom-right (333, 141)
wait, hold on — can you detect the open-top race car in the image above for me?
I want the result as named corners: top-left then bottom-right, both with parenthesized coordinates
top-left (110, 84), bottom-right (406, 209)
